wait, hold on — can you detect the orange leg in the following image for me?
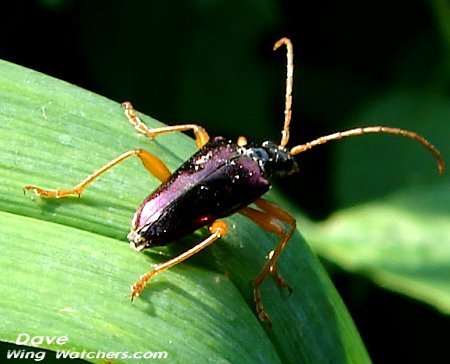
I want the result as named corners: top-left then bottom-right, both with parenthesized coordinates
top-left (236, 136), bottom-right (248, 147)
top-left (131, 220), bottom-right (228, 300)
top-left (122, 101), bottom-right (210, 149)
top-left (239, 198), bottom-right (296, 324)
top-left (267, 256), bottom-right (293, 295)
top-left (24, 148), bottom-right (171, 198)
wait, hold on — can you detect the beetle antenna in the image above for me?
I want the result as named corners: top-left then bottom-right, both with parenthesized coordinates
top-left (289, 126), bottom-right (444, 174)
top-left (274, 37), bottom-right (294, 148)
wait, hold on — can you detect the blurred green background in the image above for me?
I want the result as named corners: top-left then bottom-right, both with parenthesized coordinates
top-left (1, 0), bottom-right (449, 362)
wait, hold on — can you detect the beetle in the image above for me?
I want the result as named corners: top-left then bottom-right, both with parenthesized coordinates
top-left (24, 37), bottom-right (444, 325)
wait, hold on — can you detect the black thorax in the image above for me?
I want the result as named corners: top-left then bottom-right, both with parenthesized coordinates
top-left (240, 141), bottom-right (298, 178)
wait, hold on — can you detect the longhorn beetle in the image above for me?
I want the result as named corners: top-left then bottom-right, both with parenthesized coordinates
top-left (24, 37), bottom-right (444, 325)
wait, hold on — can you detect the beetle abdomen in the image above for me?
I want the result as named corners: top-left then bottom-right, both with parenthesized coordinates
top-left (129, 137), bottom-right (270, 249)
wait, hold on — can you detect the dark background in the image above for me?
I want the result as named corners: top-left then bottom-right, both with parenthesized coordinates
top-left (2, 0), bottom-right (449, 362)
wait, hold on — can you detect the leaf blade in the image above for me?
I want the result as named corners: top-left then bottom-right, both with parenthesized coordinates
top-left (305, 183), bottom-right (450, 314)
top-left (0, 58), bottom-right (369, 363)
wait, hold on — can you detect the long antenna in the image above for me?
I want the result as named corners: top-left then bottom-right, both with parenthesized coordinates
top-left (274, 37), bottom-right (294, 148)
top-left (289, 126), bottom-right (445, 174)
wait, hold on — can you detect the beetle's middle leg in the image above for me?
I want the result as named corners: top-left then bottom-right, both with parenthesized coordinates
top-left (24, 148), bottom-right (171, 198)
top-left (130, 220), bottom-right (228, 300)
top-left (123, 101), bottom-right (210, 149)
top-left (239, 198), bottom-right (296, 324)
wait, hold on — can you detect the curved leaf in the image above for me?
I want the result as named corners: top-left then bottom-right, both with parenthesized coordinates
top-left (0, 59), bottom-right (369, 363)
top-left (304, 183), bottom-right (450, 314)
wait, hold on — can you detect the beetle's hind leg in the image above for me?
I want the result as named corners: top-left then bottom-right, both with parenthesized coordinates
top-left (122, 101), bottom-right (210, 149)
top-left (239, 198), bottom-right (296, 325)
top-left (24, 148), bottom-right (171, 198)
top-left (130, 220), bottom-right (228, 299)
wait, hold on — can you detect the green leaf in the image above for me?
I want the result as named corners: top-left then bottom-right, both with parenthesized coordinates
top-left (0, 59), bottom-right (369, 363)
top-left (304, 183), bottom-right (450, 314)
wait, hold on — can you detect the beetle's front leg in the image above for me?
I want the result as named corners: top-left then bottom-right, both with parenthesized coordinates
top-left (239, 198), bottom-right (296, 325)
top-left (123, 101), bottom-right (210, 149)
top-left (130, 220), bottom-right (228, 300)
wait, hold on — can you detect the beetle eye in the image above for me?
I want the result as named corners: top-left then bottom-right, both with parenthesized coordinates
top-left (252, 148), bottom-right (269, 161)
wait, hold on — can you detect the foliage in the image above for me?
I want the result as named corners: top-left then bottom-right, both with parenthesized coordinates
top-left (0, 59), bottom-right (369, 363)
